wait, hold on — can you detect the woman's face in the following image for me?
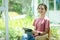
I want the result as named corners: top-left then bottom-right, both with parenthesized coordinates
top-left (37, 5), bottom-right (46, 15)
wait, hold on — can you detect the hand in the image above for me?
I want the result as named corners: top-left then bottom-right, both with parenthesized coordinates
top-left (33, 31), bottom-right (43, 36)
top-left (32, 30), bottom-right (38, 36)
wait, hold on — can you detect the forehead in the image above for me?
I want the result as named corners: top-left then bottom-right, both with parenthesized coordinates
top-left (38, 5), bottom-right (45, 8)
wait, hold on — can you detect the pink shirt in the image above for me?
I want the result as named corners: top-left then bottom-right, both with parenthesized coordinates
top-left (33, 17), bottom-right (50, 32)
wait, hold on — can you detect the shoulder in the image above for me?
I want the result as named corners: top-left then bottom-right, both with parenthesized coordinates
top-left (44, 16), bottom-right (50, 21)
top-left (34, 18), bottom-right (39, 21)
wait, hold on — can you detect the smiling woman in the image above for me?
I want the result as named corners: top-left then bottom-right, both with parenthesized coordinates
top-left (33, 3), bottom-right (50, 40)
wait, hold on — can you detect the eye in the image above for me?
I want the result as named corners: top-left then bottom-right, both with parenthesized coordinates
top-left (41, 8), bottom-right (44, 10)
top-left (38, 8), bottom-right (40, 9)
top-left (38, 7), bottom-right (44, 10)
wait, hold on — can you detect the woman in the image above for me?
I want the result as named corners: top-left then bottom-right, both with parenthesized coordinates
top-left (33, 3), bottom-right (50, 40)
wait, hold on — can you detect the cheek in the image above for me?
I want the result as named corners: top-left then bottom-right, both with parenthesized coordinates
top-left (42, 10), bottom-right (46, 13)
top-left (38, 9), bottom-right (46, 13)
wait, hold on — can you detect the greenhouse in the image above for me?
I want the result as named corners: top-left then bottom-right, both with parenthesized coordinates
top-left (0, 0), bottom-right (60, 40)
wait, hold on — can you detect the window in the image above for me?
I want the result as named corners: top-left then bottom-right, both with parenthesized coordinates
top-left (49, 0), bottom-right (54, 10)
top-left (56, 0), bottom-right (60, 10)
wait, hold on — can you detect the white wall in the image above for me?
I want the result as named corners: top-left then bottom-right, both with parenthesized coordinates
top-left (49, 11), bottom-right (60, 24)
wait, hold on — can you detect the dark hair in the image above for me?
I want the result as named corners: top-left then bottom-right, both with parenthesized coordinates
top-left (37, 3), bottom-right (47, 11)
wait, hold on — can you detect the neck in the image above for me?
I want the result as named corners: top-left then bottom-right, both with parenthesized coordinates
top-left (40, 14), bottom-right (45, 18)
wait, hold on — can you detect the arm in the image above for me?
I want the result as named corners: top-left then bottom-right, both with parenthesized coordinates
top-left (38, 20), bottom-right (50, 35)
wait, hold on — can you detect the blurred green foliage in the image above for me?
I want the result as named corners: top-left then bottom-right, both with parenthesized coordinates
top-left (50, 26), bottom-right (60, 40)
top-left (0, 16), bottom-right (34, 40)
top-left (9, 0), bottom-right (33, 16)
top-left (0, 0), bottom-right (2, 6)
top-left (9, 0), bottom-right (22, 14)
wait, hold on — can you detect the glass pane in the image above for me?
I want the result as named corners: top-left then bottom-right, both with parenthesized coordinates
top-left (56, 0), bottom-right (60, 10)
top-left (9, 0), bottom-right (33, 40)
top-left (49, 0), bottom-right (54, 10)
top-left (0, 11), bottom-right (5, 40)
top-left (0, 0), bottom-right (2, 6)
top-left (38, 0), bottom-right (41, 4)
